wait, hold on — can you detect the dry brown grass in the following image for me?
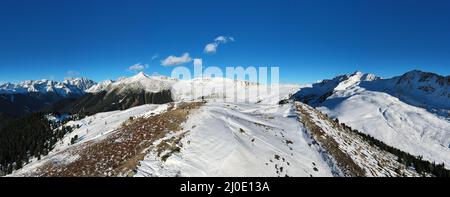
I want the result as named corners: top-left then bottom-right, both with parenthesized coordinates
top-left (36, 102), bottom-right (203, 177)
top-left (296, 103), bottom-right (365, 177)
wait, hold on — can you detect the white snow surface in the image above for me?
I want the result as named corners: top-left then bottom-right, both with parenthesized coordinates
top-left (135, 102), bottom-right (333, 177)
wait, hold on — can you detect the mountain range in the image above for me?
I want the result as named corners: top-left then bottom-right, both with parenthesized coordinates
top-left (1, 70), bottom-right (449, 177)
top-left (0, 78), bottom-right (96, 116)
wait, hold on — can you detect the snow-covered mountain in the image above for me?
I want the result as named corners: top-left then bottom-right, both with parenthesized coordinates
top-left (63, 78), bottom-right (97, 95)
top-left (88, 72), bottom-right (177, 94)
top-left (87, 71), bottom-right (298, 103)
top-left (293, 70), bottom-right (449, 115)
top-left (66, 72), bottom-right (298, 114)
top-left (85, 79), bottom-right (114, 93)
top-left (292, 71), bottom-right (380, 106)
top-left (0, 78), bottom-right (97, 97)
top-left (293, 70), bottom-right (450, 166)
top-left (0, 78), bottom-right (97, 115)
top-left (66, 72), bottom-right (176, 114)
top-left (361, 70), bottom-right (450, 114)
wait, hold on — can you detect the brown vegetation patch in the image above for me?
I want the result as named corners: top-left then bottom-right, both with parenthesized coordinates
top-left (296, 103), bottom-right (365, 177)
top-left (36, 102), bottom-right (203, 177)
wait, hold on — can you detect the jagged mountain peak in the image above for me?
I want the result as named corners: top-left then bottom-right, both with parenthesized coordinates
top-left (63, 77), bottom-right (97, 91)
top-left (88, 72), bottom-right (177, 94)
top-left (128, 71), bottom-right (149, 81)
top-left (0, 78), bottom-right (97, 97)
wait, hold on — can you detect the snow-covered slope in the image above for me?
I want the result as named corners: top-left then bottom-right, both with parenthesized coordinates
top-left (135, 102), bottom-right (333, 177)
top-left (11, 104), bottom-right (169, 176)
top-left (54, 104), bottom-right (169, 152)
top-left (295, 102), bottom-right (422, 177)
top-left (360, 70), bottom-right (450, 114)
top-left (293, 70), bottom-right (450, 166)
top-left (318, 89), bottom-right (450, 166)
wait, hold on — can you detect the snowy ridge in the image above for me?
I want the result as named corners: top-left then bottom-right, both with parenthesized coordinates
top-left (292, 71), bottom-right (380, 106)
top-left (295, 102), bottom-right (422, 177)
top-left (136, 102), bottom-right (333, 177)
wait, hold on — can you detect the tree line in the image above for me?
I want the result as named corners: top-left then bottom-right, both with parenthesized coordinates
top-left (336, 118), bottom-right (450, 177)
top-left (0, 112), bottom-right (78, 175)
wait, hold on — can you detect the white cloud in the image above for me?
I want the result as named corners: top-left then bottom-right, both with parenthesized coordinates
top-left (66, 70), bottom-right (80, 76)
top-left (151, 54), bottom-right (159, 60)
top-left (161, 53), bottom-right (192, 66)
top-left (215, 36), bottom-right (228, 43)
top-left (204, 43), bottom-right (218, 54)
top-left (127, 63), bottom-right (147, 71)
top-left (204, 35), bottom-right (234, 54)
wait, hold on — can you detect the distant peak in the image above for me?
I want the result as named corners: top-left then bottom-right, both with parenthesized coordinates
top-left (400, 70), bottom-right (438, 79)
top-left (134, 71), bottom-right (148, 78)
top-left (126, 72), bottom-right (150, 82)
top-left (352, 71), bottom-right (363, 75)
top-left (403, 69), bottom-right (425, 75)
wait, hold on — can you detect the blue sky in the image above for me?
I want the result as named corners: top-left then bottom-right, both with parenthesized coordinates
top-left (1, 0), bottom-right (450, 84)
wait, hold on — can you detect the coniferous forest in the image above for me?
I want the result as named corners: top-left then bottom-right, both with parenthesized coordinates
top-left (0, 113), bottom-right (75, 175)
top-left (337, 119), bottom-right (450, 177)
